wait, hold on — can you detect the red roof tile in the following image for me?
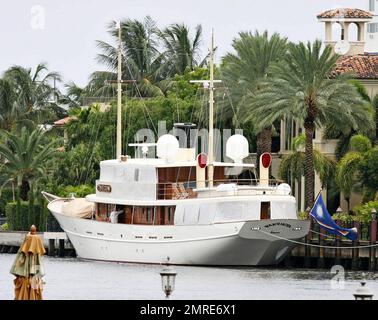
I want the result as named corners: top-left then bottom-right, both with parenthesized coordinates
top-left (53, 116), bottom-right (71, 126)
top-left (317, 8), bottom-right (372, 19)
top-left (333, 54), bottom-right (378, 79)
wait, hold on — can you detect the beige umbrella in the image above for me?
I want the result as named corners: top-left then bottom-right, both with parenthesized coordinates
top-left (10, 225), bottom-right (46, 300)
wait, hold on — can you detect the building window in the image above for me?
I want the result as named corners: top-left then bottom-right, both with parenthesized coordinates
top-left (367, 23), bottom-right (378, 33)
top-left (369, 0), bottom-right (375, 12)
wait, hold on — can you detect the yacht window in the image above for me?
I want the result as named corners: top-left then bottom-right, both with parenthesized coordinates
top-left (260, 202), bottom-right (271, 220)
top-left (96, 203), bottom-right (113, 222)
top-left (168, 207), bottom-right (173, 223)
top-left (134, 168), bottom-right (140, 182)
top-left (163, 206), bottom-right (175, 225)
top-left (146, 207), bottom-right (152, 223)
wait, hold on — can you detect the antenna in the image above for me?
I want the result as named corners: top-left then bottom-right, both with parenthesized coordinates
top-left (116, 20), bottom-right (122, 160)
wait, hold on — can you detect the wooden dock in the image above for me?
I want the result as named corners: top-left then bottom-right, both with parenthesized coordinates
top-left (0, 231), bottom-right (76, 257)
top-left (282, 219), bottom-right (378, 271)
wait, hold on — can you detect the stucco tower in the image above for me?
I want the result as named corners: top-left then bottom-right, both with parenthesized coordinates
top-left (317, 8), bottom-right (372, 55)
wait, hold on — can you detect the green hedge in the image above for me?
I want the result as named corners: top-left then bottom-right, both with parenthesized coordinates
top-left (5, 201), bottom-right (48, 231)
top-left (0, 188), bottom-right (14, 217)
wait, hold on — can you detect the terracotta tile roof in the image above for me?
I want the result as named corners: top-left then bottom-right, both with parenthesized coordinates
top-left (317, 8), bottom-right (372, 19)
top-left (53, 116), bottom-right (71, 126)
top-left (332, 54), bottom-right (378, 79)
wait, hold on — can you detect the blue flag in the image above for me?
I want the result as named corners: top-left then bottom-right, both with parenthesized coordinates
top-left (309, 193), bottom-right (358, 241)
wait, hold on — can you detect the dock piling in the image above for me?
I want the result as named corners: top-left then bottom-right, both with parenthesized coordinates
top-left (334, 220), bottom-right (341, 266)
top-left (369, 211), bottom-right (377, 271)
top-left (48, 239), bottom-right (56, 256)
top-left (352, 221), bottom-right (360, 271)
top-left (317, 224), bottom-right (325, 268)
top-left (59, 239), bottom-right (65, 257)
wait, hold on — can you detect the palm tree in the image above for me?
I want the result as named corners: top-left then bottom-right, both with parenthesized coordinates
top-left (0, 127), bottom-right (56, 201)
top-left (248, 40), bottom-right (372, 208)
top-left (94, 16), bottom-right (165, 97)
top-left (0, 79), bottom-right (19, 131)
top-left (221, 31), bottom-right (288, 171)
top-left (59, 81), bottom-right (89, 108)
top-left (336, 134), bottom-right (375, 209)
top-left (323, 80), bottom-right (376, 159)
top-left (159, 24), bottom-right (205, 76)
top-left (279, 134), bottom-right (336, 191)
top-left (4, 63), bottom-right (63, 123)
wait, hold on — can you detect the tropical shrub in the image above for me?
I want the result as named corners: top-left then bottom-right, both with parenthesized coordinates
top-left (0, 222), bottom-right (9, 231)
top-left (336, 135), bottom-right (378, 204)
top-left (331, 211), bottom-right (355, 223)
top-left (357, 147), bottom-right (378, 201)
top-left (353, 200), bottom-right (378, 223)
top-left (56, 184), bottom-right (95, 198)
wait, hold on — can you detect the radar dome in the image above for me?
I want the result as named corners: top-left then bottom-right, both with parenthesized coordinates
top-left (157, 134), bottom-right (179, 162)
top-left (277, 183), bottom-right (292, 195)
top-left (226, 134), bottom-right (249, 163)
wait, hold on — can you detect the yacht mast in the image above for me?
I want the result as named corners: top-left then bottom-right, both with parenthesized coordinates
top-left (189, 30), bottom-right (220, 187)
top-left (116, 21), bottom-right (122, 160)
top-left (208, 29), bottom-right (215, 187)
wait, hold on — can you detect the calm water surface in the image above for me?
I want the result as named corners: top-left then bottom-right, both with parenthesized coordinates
top-left (1, 253), bottom-right (377, 300)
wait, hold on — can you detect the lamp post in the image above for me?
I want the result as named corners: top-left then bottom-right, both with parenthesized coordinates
top-left (371, 208), bottom-right (377, 221)
top-left (370, 208), bottom-right (377, 271)
top-left (160, 258), bottom-right (177, 299)
top-left (334, 207), bottom-right (343, 265)
top-left (353, 281), bottom-right (374, 300)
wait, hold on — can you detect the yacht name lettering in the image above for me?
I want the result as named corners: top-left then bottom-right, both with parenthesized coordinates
top-left (97, 184), bottom-right (112, 193)
top-left (264, 222), bottom-right (292, 228)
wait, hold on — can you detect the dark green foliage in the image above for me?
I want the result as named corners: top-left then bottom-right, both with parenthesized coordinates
top-left (5, 201), bottom-right (48, 231)
top-left (0, 187), bottom-right (14, 217)
top-left (358, 147), bottom-right (378, 201)
top-left (56, 185), bottom-right (95, 198)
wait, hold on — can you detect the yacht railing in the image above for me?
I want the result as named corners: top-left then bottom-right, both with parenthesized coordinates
top-left (156, 179), bottom-right (284, 200)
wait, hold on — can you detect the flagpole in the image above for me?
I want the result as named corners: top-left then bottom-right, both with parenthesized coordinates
top-left (309, 189), bottom-right (323, 212)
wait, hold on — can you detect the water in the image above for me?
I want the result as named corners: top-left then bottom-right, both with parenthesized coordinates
top-left (1, 253), bottom-right (377, 300)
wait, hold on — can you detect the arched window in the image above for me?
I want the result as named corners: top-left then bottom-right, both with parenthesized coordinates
top-left (348, 23), bottom-right (359, 42)
top-left (332, 22), bottom-right (343, 41)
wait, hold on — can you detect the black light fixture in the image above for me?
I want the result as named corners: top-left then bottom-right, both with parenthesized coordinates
top-left (371, 208), bottom-right (377, 221)
top-left (159, 257), bottom-right (177, 299)
top-left (353, 281), bottom-right (374, 300)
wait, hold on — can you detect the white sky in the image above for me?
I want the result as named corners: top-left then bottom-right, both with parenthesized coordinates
top-left (0, 0), bottom-right (366, 89)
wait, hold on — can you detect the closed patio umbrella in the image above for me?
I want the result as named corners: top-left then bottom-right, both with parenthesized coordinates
top-left (10, 225), bottom-right (46, 300)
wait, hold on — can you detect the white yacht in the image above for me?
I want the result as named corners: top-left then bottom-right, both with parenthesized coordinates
top-left (44, 29), bottom-right (310, 266)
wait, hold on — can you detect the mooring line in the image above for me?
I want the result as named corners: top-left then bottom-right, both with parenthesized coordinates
top-left (258, 230), bottom-right (378, 249)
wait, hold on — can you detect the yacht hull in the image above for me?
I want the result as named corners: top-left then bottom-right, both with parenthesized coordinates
top-left (48, 200), bottom-right (310, 266)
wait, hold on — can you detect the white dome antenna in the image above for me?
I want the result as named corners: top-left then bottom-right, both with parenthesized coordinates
top-left (157, 134), bottom-right (179, 162)
top-left (277, 183), bottom-right (292, 195)
top-left (226, 134), bottom-right (249, 163)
